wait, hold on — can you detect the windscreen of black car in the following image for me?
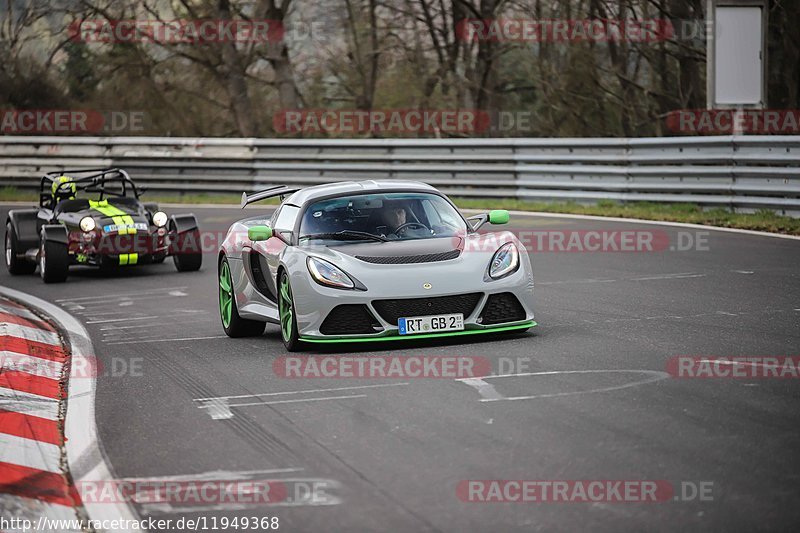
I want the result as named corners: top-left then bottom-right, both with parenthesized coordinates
top-left (298, 193), bottom-right (467, 244)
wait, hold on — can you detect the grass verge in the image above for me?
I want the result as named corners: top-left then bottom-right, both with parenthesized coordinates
top-left (454, 198), bottom-right (800, 236)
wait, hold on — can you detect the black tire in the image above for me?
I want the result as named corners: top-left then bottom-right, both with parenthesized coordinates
top-left (171, 222), bottom-right (202, 272)
top-left (219, 256), bottom-right (266, 338)
top-left (39, 234), bottom-right (69, 283)
top-left (5, 222), bottom-right (36, 275)
top-left (278, 270), bottom-right (302, 352)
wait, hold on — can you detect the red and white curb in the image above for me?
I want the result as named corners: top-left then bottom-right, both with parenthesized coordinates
top-left (0, 287), bottom-right (143, 533)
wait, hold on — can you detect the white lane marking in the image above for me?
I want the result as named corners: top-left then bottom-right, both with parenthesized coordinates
top-left (123, 467), bottom-right (304, 482)
top-left (456, 370), bottom-right (670, 402)
top-left (0, 387), bottom-right (60, 420)
top-left (85, 316), bottom-right (156, 325)
top-left (139, 477), bottom-right (343, 514)
top-left (732, 270), bottom-right (754, 274)
top-left (454, 378), bottom-right (504, 401)
top-left (538, 278), bottom-right (616, 286)
top-left (0, 286), bottom-right (146, 533)
top-left (0, 432), bottom-right (62, 473)
top-left (0, 323), bottom-right (61, 346)
top-left (0, 350), bottom-right (63, 380)
top-left (0, 494), bottom-right (82, 532)
top-left (225, 394), bottom-right (368, 407)
top-left (55, 287), bottom-right (187, 303)
top-left (199, 394), bottom-right (368, 418)
top-left (105, 335), bottom-right (228, 345)
top-left (538, 273), bottom-right (706, 286)
top-left (195, 383), bottom-right (409, 419)
top-left (631, 273), bottom-right (705, 281)
top-left (100, 317), bottom-right (211, 332)
top-left (194, 383), bottom-right (410, 402)
top-left (202, 399), bottom-right (234, 420)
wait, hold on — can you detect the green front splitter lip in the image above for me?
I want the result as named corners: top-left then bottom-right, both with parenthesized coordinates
top-left (300, 321), bottom-right (536, 344)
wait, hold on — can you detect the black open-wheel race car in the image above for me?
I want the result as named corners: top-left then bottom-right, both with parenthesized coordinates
top-left (5, 168), bottom-right (203, 283)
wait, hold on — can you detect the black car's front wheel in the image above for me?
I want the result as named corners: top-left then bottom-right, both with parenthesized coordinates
top-left (219, 256), bottom-right (265, 338)
top-left (278, 270), bottom-right (302, 352)
top-left (39, 233), bottom-right (69, 283)
top-left (170, 220), bottom-right (202, 272)
top-left (5, 222), bottom-right (35, 275)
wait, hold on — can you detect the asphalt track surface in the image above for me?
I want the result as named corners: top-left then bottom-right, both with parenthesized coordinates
top-left (2, 204), bottom-right (800, 532)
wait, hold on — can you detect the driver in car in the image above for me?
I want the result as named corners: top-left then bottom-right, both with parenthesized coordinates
top-left (382, 205), bottom-right (407, 233)
top-left (378, 202), bottom-right (429, 239)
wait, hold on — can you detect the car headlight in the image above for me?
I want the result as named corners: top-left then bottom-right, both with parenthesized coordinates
top-left (307, 257), bottom-right (355, 289)
top-left (488, 242), bottom-right (520, 280)
top-left (152, 211), bottom-right (168, 228)
top-left (79, 216), bottom-right (96, 233)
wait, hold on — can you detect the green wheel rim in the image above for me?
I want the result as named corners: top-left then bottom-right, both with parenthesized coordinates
top-left (279, 274), bottom-right (293, 342)
top-left (219, 260), bottom-right (233, 328)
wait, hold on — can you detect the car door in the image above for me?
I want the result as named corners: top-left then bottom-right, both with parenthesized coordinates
top-left (264, 204), bottom-right (300, 290)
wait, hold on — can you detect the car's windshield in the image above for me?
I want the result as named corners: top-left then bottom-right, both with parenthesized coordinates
top-left (298, 192), bottom-right (467, 244)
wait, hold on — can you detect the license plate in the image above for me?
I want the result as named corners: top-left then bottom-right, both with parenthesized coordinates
top-left (398, 313), bottom-right (464, 335)
top-left (103, 223), bottom-right (148, 233)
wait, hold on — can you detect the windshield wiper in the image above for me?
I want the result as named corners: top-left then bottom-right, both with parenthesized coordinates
top-left (300, 230), bottom-right (388, 243)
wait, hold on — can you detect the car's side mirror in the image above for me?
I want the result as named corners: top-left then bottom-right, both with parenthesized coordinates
top-left (248, 225), bottom-right (273, 242)
top-left (488, 209), bottom-right (509, 225)
top-left (467, 210), bottom-right (510, 231)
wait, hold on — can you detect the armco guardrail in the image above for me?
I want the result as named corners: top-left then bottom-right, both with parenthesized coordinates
top-left (1, 135), bottom-right (798, 215)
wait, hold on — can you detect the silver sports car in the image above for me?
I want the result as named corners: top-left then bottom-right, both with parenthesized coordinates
top-left (218, 180), bottom-right (536, 351)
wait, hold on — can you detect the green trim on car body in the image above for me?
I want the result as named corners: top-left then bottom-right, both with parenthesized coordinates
top-left (279, 274), bottom-right (294, 341)
top-left (300, 321), bottom-right (536, 343)
top-left (219, 261), bottom-right (233, 328)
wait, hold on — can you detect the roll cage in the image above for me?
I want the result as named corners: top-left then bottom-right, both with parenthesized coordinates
top-left (39, 168), bottom-right (143, 209)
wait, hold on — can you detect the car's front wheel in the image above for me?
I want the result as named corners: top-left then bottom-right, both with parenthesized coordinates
top-left (5, 222), bottom-right (35, 275)
top-left (219, 256), bottom-right (265, 338)
top-left (39, 232), bottom-right (69, 283)
top-left (171, 220), bottom-right (202, 272)
top-left (278, 270), bottom-right (302, 352)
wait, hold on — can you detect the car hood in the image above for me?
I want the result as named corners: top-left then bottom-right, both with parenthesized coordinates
top-left (327, 236), bottom-right (463, 263)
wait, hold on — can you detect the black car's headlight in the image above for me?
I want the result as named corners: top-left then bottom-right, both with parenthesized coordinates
top-left (488, 242), bottom-right (520, 280)
top-left (307, 257), bottom-right (355, 289)
top-left (152, 211), bottom-right (168, 228)
top-left (79, 216), bottom-right (96, 233)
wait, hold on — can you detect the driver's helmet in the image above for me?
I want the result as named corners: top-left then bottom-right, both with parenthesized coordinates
top-left (51, 176), bottom-right (76, 203)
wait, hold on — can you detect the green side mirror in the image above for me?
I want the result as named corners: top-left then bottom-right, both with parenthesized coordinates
top-left (248, 225), bottom-right (273, 242)
top-left (488, 209), bottom-right (510, 225)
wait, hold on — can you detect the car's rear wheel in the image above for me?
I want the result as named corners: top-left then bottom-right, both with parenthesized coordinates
top-left (39, 233), bottom-right (69, 283)
top-left (219, 256), bottom-right (265, 338)
top-left (5, 222), bottom-right (35, 275)
top-left (278, 271), bottom-right (302, 352)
